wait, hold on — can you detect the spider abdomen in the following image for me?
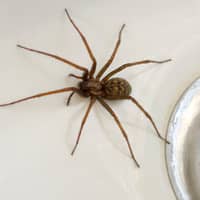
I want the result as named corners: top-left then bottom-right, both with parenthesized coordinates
top-left (103, 78), bottom-right (132, 99)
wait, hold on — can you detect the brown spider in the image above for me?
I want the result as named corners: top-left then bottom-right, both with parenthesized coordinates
top-left (0, 9), bottom-right (171, 167)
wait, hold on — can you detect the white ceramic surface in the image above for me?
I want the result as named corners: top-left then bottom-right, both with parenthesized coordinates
top-left (0, 0), bottom-right (200, 199)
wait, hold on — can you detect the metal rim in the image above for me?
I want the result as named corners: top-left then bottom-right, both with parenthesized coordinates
top-left (165, 77), bottom-right (200, 200)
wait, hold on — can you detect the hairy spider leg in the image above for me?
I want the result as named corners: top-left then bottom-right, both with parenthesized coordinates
top-left (102, 59), bottom-right (171, 82)
top-left (0, 87), bottom-right (78, 106)
top-left (127, 96), bottom-right (170, 144)
top-left (17, 45), bottom-right (88, 73)
top-left (96, 24), bottom-right (125, 80)
top-left (97, 97), bottom-right (140, 168)
top-left (71, 97), bottom-right (96, 155)
top-left (65, 9), bottom-right (97, 78)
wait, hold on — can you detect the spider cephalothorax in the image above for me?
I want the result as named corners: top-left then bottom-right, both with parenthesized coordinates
top-left (78, 79), bottom-right (103, 97)
top-left (0, 9), bottom-right (171, 167)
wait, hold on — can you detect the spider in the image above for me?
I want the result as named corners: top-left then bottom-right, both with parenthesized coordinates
top-left (0, 9), bottom-right (171, 167)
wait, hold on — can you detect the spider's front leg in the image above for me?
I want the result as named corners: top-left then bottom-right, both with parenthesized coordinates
top-left (17, 45), bottom-right (88, 73)
top-left (0, 87), bottom-right (78, 106)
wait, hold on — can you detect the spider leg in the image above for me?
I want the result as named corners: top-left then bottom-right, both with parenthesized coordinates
top-left (66, 91), bottom-right (75, 106)
top-left (17, 45), bottom-right (88, 73)
top-left (97, 97), bottom-right (140, 168)
top-left (69, 73), bottom-right (84, 80)
top-left (127, 96), bottom-right (170, 144)
top-left (71, 97), bottom-right (96, 155)
top-left (96, 24), bottom-right (125, 80)
top-left (0, 87), bottom-right (78, 107)
top-left (102, 59), bottom-right (171, 82)
top-left (64, 9), bottom-right (97, 78)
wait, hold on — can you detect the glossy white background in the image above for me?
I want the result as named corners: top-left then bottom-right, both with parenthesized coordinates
top-left (0, 0), bottom-right (200, 199)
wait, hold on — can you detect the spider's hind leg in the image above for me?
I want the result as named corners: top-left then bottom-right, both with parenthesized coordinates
top-left (64, 9), bottom-right (97, 78)
top-left (97, 97), bottom-right (140, 168)
top-left (96, 24), bottom-right (125, 79)
top-left (127, 96), bottom-right (170, 144)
